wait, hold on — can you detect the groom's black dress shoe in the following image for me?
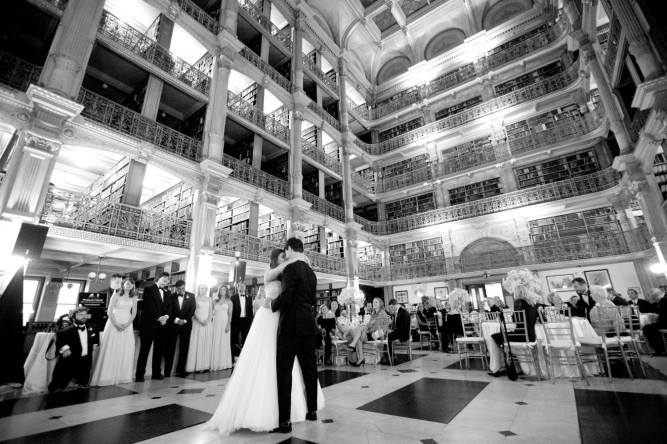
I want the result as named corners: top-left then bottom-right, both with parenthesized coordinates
top-left (306, 412), bottom-right (317, 421)
top-left (270, 422), bottom-right (292, 433)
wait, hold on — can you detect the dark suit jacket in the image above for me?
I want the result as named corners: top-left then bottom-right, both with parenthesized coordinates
top-left (169, 291), bottom-right (196, 331)
top-left (574, 291), bottom-right (596, 320)
top-left (514, 299), bottom-right (538, 342)
top-left (56, 324), bottom-right (99, 357)
top-left (612, 296), bottom-right (628, 306)
top-left (140, 283), bottom-right (172, 330)
top-left (657, 295), bottom-right (667, 328)
top-left (490, 304), bottom-right (502, 313)
top-left (629, 298), bottom-right (651, 314)
top-left (230, 293), bottom-right (254, 323)
top-left (391, 306), bottom-right (411, 341)
top-left (271, 261), bottom-right (319, 337)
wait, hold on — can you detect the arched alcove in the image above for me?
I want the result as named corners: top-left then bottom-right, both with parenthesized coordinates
top-left (376, 56), bottom-right (411, 84)
top-left (459, 237), bottom-right (519, 273)
top-left (482, 0), bottom-right (532, 30)
top-left (423, 28), bottom-right (466, 61)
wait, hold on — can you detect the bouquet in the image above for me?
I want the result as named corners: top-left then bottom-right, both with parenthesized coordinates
top-left (502, 268), bottom-right (543, 295)
top-left (448, 288), bottom-right (470, 310)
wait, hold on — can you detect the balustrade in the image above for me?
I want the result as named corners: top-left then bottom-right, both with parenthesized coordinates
top-left (604, 16), bottom-right (622, 75)
top-left (347, 98), bottom-right (369, 119)
top-left (301, 139), bottom-right (342, 175)
top-left (302, 191), bottom-right (345, 222)
top-left (98, 11), bottom-right (211, 95)
top-left (227, 91), bottom-right (290, 144)
top-left (238, 0), bottom-right (293, 52)
top-left (307, 102), bottom-right (341, 131)
top-left (40, 189), bottom-right (192, 248)
top-left (77, 88), bottom-right (202, 161)
top-left (0, 51), bottom-right (42, 92)
top-left (222, 154), bottom-right (290, 198)
top-left (239, 47), bottom-right (292, 92)
top-left (629, 109), bottom-right (652, 141)
top-left (356, 62), bottom-right (580, 155)
top-left (304, 250), bottom-right (347, 275)
top-left (174, 0), bottom-right (218, 34)
top-left (302, 53), bottom-right (338, 92)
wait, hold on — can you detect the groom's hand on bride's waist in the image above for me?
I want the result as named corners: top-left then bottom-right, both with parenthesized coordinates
top-left (263, 299), bottom-right (272, 309)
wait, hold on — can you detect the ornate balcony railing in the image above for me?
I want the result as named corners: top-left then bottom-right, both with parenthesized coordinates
top-left (77, 88), bottom-right (202, 161)
top-left (307, 102), bottom-right (341, 131)
top-left (356, 62), bottom-right (580, 156)
top-left (0, 51), bottom-right (42, 92)
top-left (238, 0), bottom-right (293, 52)
top-left (359, 263), bottom-right (385, 281)
top-left (387, 228), bottom-right (651, 280)
top-left (239, 47), bottom-right (292, 92)
top-left (597, 23), bottom-right (610, 51)
top-left (629, 108), bottom-right (652, 142)
top-left (302, 191), bottom-right (345, 222)
top-left (370, 19), bottom-right (568, 120)
top-left (351, 170), bottom-right (375, 192)
top-left (604, 15), bottom-right (622, 76)
top-left (98, 10), bottom-right (211, 95)
top-left (26, 0), bottom-right (67, 15)
top-left (361, 168), bottom-right (620, 236)
top-left (222, 154), bottom-right (290, 198)
top-left (305, 250), bottom-right (347, 275)
top-left (227, 91), bottom-right (290, 144)
top-left (346, 98), bottom-right (369, 119)
top-left (301, 139), bottom-right (342, 175)
top-left (174, 0), bottom-right (219, 34)
top-left (302, 53), bottom-right (337, 91)
top-left (41, 189), bottom-right (192, 248)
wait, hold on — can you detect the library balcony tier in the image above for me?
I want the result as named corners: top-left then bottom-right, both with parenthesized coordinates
top-left (355, 168), bottom-right (621, 236)
top-left (238, 0), bottom-right (294, 53)
top-left (307, 102), bottom-right (341, 132)
top-left (355, 61), bottom-right (581, 156)
top-left (302, 191), bottom-right (345, 222)
top-left (221, 154), bottom-right (290, 198)
top-left (40, 189), bottom-right (192, 249)
top-left (172, 0), bottom-right (219, 34)
top-left (227, 91), bottom-right (291, 145)
top-left (302, 51), bottom-right (338, 95)
top-left (238, 46), bottom-right (292, 92)
top-left (367, 15), bottom-right (568, 120)
top-left (301, 139), bottom-right (343, 176)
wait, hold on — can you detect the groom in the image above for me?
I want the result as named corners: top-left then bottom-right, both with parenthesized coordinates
top-left (267, 238), bottom-right (319, 433)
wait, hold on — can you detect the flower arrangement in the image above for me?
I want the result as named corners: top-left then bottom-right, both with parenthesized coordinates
top-left (502, 268), bottom-right (543, 295)
top-left (448, 288), bottom-right (470, 310)
top-left (339, 286), bottom-right (365, 307)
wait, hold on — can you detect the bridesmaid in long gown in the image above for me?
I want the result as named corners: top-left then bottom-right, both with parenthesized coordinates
top-left (90, 278), bottom-right (137, 386)
top-left (186, 284), bottom-right (214, 373)
top-left (210, 284), bottom-right (232, 370)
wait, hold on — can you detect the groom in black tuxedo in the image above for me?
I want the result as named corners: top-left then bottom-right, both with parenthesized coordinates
top-left (230, 282), bottom-right (253, 358)
top-left (268, 238), bottom-right (319, 433)
top-left (136, 272), bottom-right (172, 381)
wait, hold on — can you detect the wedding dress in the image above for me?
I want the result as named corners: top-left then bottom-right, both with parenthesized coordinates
top-left (90, 297), bottom-right (135, 386)
top-left (206, 280), bottom-right (325, 435)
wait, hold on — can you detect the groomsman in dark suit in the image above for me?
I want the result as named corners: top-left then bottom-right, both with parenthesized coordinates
top-left (136, 272), bottom-right (172, 381)
top-left (166, 280), bottom-right (195, 376)
top-left (572, 277), bottom-right (596, 320)
top-left (48, 307), bottom-right (99, 392)
top-left (627, 288), bottom-right (651, 313)
top-left (386, 299), bottom-right (412, 360)
top-left (230, 282), bottom-right (253, 359)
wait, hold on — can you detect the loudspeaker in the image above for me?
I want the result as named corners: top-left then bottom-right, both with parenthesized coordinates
top-left (12, 223), bottom-right (48, 260)
top-left (229, 261), bottom-right (247, 283)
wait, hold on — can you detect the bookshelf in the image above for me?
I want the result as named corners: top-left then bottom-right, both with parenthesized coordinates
top-left (240, 82), bottom-right (258, 106)
top-left (316, 288), bottom-right (341, 314)
top-left (142, 182), bottom-right (195, 220)
top-left (258, 212), bottom-right (287, 242)
top-left (262, 152), bottom-right (289, 181)
top-left (303, 225), bottom-right (321, 252)
top-left (653, 154), bottom-right (667, 200)
top-left (225, 134), bottom-right (254, 164)
top-left (86, 157), bottom-right (130, 202)
top-left (449, 178), bottom-right (502, 205)
top-left (380, 153), bottom-right (430, 179)
top-left (176, 106), bottom-right (206, 141)
top-left (327, 231), bottom-right (344, 258)
top-left (216, 199), bottom-right (250, 234)
top-left (323, 142), bottom-right (340, 160)
top-left (529, 207), bottom-right (619, 244)
top-left (302, 126), bottom-right (318, 146)
top-left (303, 170), bottom-right (319, 195)
top-left (505, 104), bottom-right (582, 143)
top-left (353, 203), bottom-right (378, 221)
top-left (494, 61), bottom-right (564, 96)
top-left (385, 193), bottom-right (436, 220)
top-left (378, 117), bottom-right (424, 142)
top-left (514, 150), bottom-right (599, 189)
top-left (486, 24), bottom-right (549, 56)
top-left (323, 101), bottom-right (339, 120)
top-left (325, 182), bottom-right (343, 207)
top-left (389, 237), bottom-right (444, 265)
top-left (358, 245), bottom-right (383, 265)
top-left (434, 96), bottom-right (482, 121)
top-left (441, 136), bottom-right (495, 166)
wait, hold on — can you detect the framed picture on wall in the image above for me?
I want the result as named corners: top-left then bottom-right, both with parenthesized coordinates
top-left (584, 269), bottom-right (612, 288)
top-left (395, 290), bottom-right (408, 304)
top-left (434, 287), bottom-right (449, 300)
top-left (628, 287), bottom-right (641, 294)
top-left (546, 274), bottom-right (575, 292)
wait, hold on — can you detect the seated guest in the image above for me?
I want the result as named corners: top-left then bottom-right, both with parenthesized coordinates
top-left (643, 292), bottom-right (667, 355)
top-left (647, 289), bottom-right (663, 314)
top-left (446, 298), bottom-right (465, 347)
top-left (347, 297), bottom-right (391, 366)
top-left (317, 303), bottom-right (336, 365)
top-left (489, 297), bottom-right (502, 313)
top-left (423, 299), bottom-right (437, 320)
top-left (436, 299), bottom-right (450, 352)
top-left (627, 288), bottom-right (651, 313)
top-left (359, 301), bottom-right (373, 317)
top-left (569, 295), bottom-right (580, 307)
top-left (330, 300), bottom-right (341, 318)
top-left (489, 286), bottom-right (538, 377)
top-left (546, 292), bottom-right (573, 314)
top-left (385, 299), bottom-right (411, 362)
top-left (414, 303), bottom-right (429, 341)
top-left (572, 277), bottom-right (595, 320)
top-left (588, 285), bottom-right (623, 333)
top-left (606, 288), bottom-right (628, 306)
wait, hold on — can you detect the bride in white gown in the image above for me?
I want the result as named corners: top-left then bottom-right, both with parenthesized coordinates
top-left (206, 248), bottom-right (325, 436)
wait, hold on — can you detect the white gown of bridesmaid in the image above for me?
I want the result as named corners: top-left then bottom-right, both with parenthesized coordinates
top-left (210, 301), bottom-right (232, 370)
top-left (90, 297), bottom-right (135, 386)
top-left (206, 281), bottom-right (325, 436)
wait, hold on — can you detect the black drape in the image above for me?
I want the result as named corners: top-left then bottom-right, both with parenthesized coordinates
top-left (0, 266), bottom-right (25, 385)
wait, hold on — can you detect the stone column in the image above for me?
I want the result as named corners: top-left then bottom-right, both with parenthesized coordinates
top-left (220, 0), bottom-right (240, 35)
top-left (39, 0), bottom-right (105, 99)
top-left (500, 166), bottom-right (519, 192)
top-left (608, 0), bottom-right (663, 80)
top-left (140, 76), bottom-right (164, 120)
top-left (202, 54), bottom-right (233, 162)
top-left (290, 110), bottom-right (304, 199)
top-left (292, 14), bottom-right (305, 92)
top-left (480, 75), bottom-right (496, 101)
top-left (377, 201), bottom-right (387, 221)
top-left (120, 159), bottom-right (147, 206)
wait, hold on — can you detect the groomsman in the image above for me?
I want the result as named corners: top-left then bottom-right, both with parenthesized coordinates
top-left (230, 282), bottom-right (253, 359)
top-left (136, 272), bottom-right (172, 381)
top-left (166, 280), bottom-right (195, 376)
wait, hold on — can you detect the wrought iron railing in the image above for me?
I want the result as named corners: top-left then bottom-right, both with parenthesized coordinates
top-left (307, 102), bottom-right (341, 131)
top-left (174, 0), bottom-right (219, 34)
top-left (227, 91), bottom-right (290, 144)
top-left (222, 154), bottom-right (290, 198)
top-left (359, 263), bottom-right (385, 281)
top-left (301, 139), bottom-right (342, 175)
top-left (604, 15), bottom-right (621, 76)
top-left (41, 189), bottom-right (192, 248)
top-left (346, 98), bottom-right (369, 119)
top-left (98, 10), bottom-right (211, 95)
top-left (0, 51), bottom-right (42, 92)
top-left (26, 0), bottom-right (67, 15)
top-left (370, 19), bottom-right (568, 119)
top-left (238, 0), bottom-right (293, 52)
top-left (359, 168), bottom-right (620, 236)
top-left (356, 62), bottom-right (581, 155)
top-left (239, 47), bottom-right (292, 92)
top-left (305, 249), bottom-right (347, 275)
top-left (629, 108), bottom-right (651, 142)
top-left (302, 53), bottom-right (337, 91)
top-left (77, 88), bottom-right (202, 161)
top-left (302, 191), bottom-right (345, 222)
top-left (351, 169), bottom-right (375, 192)
top-left (597, 23), bottom-right (610, 52)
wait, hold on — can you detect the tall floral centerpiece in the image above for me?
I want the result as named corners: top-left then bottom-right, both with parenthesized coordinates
top-left (502, 268), bottom-right (543, 303)
top-left (448, 288), bottom-right (471, 313)
top-left (339, 284), bottom-right (365, 320)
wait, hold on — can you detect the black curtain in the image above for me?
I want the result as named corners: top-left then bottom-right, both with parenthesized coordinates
top-left (0, 266), bottom-right (25, 385)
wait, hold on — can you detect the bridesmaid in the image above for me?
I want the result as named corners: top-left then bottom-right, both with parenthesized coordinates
top-left (90, 278), bottom-right (137, 386)
top-left (210, 284), bottom-right (232, 371)
top-left (186, 284), bottom-right (214, 373)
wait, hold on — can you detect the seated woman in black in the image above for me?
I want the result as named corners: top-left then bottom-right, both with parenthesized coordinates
top-left (489, 287), bottom-right (539, 377)
top-left (316, 303), bottom-right (336, 365)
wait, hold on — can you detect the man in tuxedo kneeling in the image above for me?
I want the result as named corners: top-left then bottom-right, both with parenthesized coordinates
top-left (48, 307), bottom-right (99, 392)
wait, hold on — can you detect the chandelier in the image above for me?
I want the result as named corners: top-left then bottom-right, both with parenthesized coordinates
top-left (88, 257), bottom-right (107, 282)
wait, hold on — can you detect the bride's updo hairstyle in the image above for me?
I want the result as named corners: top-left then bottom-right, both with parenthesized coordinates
top-left (269, 248), bottom-right (284, 269)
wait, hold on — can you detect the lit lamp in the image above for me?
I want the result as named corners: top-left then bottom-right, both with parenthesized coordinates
top-left (88, 257), bottom-right (107, 282)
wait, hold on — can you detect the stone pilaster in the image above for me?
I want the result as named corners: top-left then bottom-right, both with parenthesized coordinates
top-left (292, 14), bottom-right (305, 92)
top-left (202, 53), bottom-right (234, 162)
top-left (220, 0), bottom-right (240, 35)
top-left (290, 109), bottom-right (304, 199)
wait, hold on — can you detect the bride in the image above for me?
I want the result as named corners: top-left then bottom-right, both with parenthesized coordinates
top-left (206, 248), bottom-right (325, 435)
